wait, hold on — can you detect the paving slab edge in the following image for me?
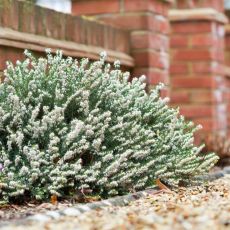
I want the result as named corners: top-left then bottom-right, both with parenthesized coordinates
top-left (1, 166), bottom-right (230, 227)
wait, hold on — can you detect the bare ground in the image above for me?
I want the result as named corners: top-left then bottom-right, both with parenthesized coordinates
top-left (1, 174), bottom-right (230, 230)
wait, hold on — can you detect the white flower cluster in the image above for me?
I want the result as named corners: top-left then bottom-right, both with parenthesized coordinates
top-left (0, 50), bottom-right (219, 202)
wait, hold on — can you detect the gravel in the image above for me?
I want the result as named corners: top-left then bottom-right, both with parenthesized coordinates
top-left (1, 174), bottom-right (230, 230)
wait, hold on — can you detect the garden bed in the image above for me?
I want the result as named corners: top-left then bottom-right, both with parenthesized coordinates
top-left (0, 167), bottom-right (229, 229)
top-left (1, 170), bottom-right (230, 230)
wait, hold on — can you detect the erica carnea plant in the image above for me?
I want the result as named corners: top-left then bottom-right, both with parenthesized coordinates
top-left (0, 50), bottom-right (218, 202)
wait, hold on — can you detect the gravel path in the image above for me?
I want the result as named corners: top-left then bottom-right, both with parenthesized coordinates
top-left (2, 174), bottom-right (230, 230)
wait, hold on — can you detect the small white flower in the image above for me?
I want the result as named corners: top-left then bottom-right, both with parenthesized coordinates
top-left (114, 60), bottom-right (120, 68)
top-left (100, 51), bottom-right (107, 59)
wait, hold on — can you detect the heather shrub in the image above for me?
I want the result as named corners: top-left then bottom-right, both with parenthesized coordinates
top-left (0, 50), bottom-right (218, 202)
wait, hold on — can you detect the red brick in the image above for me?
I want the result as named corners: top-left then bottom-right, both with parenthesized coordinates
top-left (215, 38), bottom-right (225, 49)
top-left (201, 0), bottom-right (224, 12)
top-left (5, 48), bottom-right (24, 65)
top-left (196, 116), bottom-right (226, 131)
top-left (133, 51), bottom-right (169, 69)
top-left (171, 77), bottom-right (217, 88)
top-left (193, 62), bottom-right (224, 75)
top-left (212, 49), bottom-right (225, 62)
top-left (114, 31), bottom-right (130, 53)
top-left (65, 15), bottom-right (130, 53)
top-left (170, 63), bottom-right (189, 74)
top-left (227, 104), bottom-right (230, 113)
top-left (124, 0), bottom-right (149, 12)
top-left (225, 78), bottom-right (230, 88)
top-left (223, 91), bottom-right (230, 101)
top-left (170, 91), bottom-right (190, 103)
top-left (171, 21), bottom-right (213, 34)
top-left (176, 0), bottom-right (189, 9)
top-left (0, 47), bottom-right (6, 70)
top-left (147, 70), bottom-right (169, 85)
top-left (65, 15), bottom-right (76, 41)
top-left (103, 26), bottom-right (116, 50)
top-left (18, 1), bottom-right (35, 33)
top-left (193, 118), bottom-right (217, 132)
top-left (225, 51), bottom-right (230, 66)
top-left (45, 10), bottom-right (66, 39)
top-left (225, 36), bottom-right (230, 48)
top-left (124, 0), bottom-right (170, 16)
top-left (176, 0), bottom-right (224, 12)
top-left (133, 68), bottom-right (169, 85)
top-left (172, 49), bottom-right (213, 61)
top-left (72, 0), bottom-right (120, 15)
top-left (227, 104), bottom-right (230, 114)
top-left (179, 105), bottom-right (213, 118)
top-left (190, 34), bottom-right (216, 47)
top-left (0, 47), bottom-right (24, 71)
top-left (97, 14), bottom-right (149, 30)
top-left (190, 90), bottom-right (223, 103)
top-left (171, 35), bottom-right (189, 47)
top-left (131, 32), bottom-right (169, 51)
top-left (35, 6), bottom-right (47, 36)
top-left (149, 15), bottom-right (170, 34)
top-left (160, 87), bottom-right (170, 98)
top-left (0, 0), bottom-right (19, 30)
top-left (97, 13), bottom-right (169, 33)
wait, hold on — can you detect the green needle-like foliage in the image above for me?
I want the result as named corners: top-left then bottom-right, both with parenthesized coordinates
top-left (0, 50), bottom-right (218, 202)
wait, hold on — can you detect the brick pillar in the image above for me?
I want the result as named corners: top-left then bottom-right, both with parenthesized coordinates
top-left (172, 0), bottom-right (224, 12)
top-left (72, 0), bottom-right (172, 94)
top-left (170, 2), bottom-right (228, 139)
top-left (225, 11), bottom-right (230, 136)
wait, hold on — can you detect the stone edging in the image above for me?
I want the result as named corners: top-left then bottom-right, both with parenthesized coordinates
top-left (0, 187), bottom-right (159, 227)
top-left (1, 166), bottom-right (230, 227)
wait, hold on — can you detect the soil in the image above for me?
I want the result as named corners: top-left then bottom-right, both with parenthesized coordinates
top-left (0, 167), bottom-right (229, 230)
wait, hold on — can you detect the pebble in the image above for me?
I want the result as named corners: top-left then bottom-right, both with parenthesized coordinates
top-left (1, 175), bottom-right (230, 230)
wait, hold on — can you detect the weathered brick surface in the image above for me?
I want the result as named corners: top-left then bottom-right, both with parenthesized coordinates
top-left (170, 2), bottom-right (227, 137)
top-left (171, 21), bottom-right (213, 34)
top-left (131, 32), bottom-right (169, 51)
top-left (171, 77), bottom-right (219, 89)
top-left (225, 23), bottom-right (230, 136)
top-left (0, 0), bottom-right (131, 72)
top-left (179, 105), bottom-right (214, 118)
top-left (72, 0), bottom-right (171, 89)
top-left (171, 90), bottom-right (224, 105)
top-left (133, 68), bottom-right (169, 85)
top-left (72, 0), bottom-right (120, 15)
top-left (132, 50), bottom-right (169, 69)
top-left (191, 62), bottom-right (224, 75)
top-left (0, 0), bottom-right (19, 30)
top-left (172, 49), bottom-right (214, 61)
top-left (173, 0), bottom-right (224, 12)
top-left (0, 46), bottom-right (24, 70)
top-left (170, 63), bottom-right (189, 74)
top-left (18, 1), bottom-right (36, 34)
top-left (170, 91), bottom-right (190, 104)
top-left (93, 13), bottom-right (170, 34)
top-left (123, 0), bottom-right (171, 16)
top-left (0, 0), bottom-right (130, 54)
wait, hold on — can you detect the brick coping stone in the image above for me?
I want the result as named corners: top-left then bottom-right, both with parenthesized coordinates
top-left (0, 166), bottom-right (230, 227)
top-left (169, 8), bottom-right (228, 24)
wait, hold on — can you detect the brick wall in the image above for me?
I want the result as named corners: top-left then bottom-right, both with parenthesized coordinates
top-left (170, 2), bottom-right (228, 139)
top-left (72, 0), bottom-right (172, 95)
top-left (0, 0), bottom-right (133, 72)
top-left (225, 11), bottom-right (230, 136)
top-left (173, 0), bottom-right (224, 12)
